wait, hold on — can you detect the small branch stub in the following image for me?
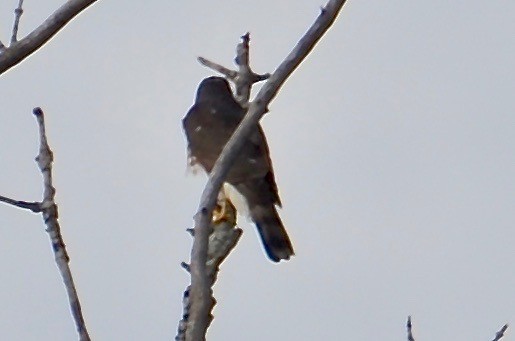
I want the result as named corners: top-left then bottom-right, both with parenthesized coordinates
top-left (492, 324), bottom-right (509, 341)
top-left (407, 316), bottom-right (415, 341)
top-left (11, 0), bottom-right (25, 44)
top-left (0, 195), bottom-right (41, 212)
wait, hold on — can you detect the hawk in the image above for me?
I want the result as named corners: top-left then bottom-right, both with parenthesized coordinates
top-left (182, 76), bottom-right (294, 262)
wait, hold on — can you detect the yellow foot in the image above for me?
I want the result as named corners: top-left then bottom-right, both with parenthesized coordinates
top-left (212, 197), bottom-right (236, 225)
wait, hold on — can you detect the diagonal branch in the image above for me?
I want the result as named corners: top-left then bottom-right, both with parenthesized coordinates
top-left (0, 0), bottom-right (99, 76)
top-left (186, 0), bottom-right (348, 340)
top-left (197, 56), bottom-right (237, 80)
top-left (492, 324), bottom-right (509, 341)
top-left (32, 107), bottom-right (91, 341)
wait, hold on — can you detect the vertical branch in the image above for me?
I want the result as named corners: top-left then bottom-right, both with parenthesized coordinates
top-left (32, 108), bottom-right (91, 341)
top-left (233, 33), bottom-right (253, 104)
top-left (11, 0), bottom-right (25, 44)
top-left (407, 316), bottom-right (415, 341)
top-left (233, 33), bottom-right (270, 104)
top-left (198, 34), bottom-right (270, 106)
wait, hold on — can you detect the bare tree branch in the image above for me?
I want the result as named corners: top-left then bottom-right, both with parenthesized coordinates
top-left (0, 0), bottom-right (99, 76)
top-left (11, 0), bottom-right (25, 44)
top-left (197, 57), bottom-right (237, 80)
top-left (180, 34), bottom-right (263, 340)
top-left (32, 107), bottom-right (91, 341)
top-left (198, 33), bottom-right (270, 106)
top-left (233, 32), bottom-right (271, 104)
top-left (0, 194), bottom-right (41, 212)
top-left (185, 0), bottom-right (348, 340)
top-left (176, 197), bottom-right (242, 341)
top-left (407, 316), bottom-right (415, 341)
top-left (492, 324), bottom-right (509, 341)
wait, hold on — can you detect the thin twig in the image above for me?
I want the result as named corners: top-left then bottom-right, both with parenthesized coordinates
top-left (186, 1), bottom-right (347, 340)
top-left (11, 0), bottom-right (25, 44)
top-left (197, 57), bottom-right (237, 80)
top-left (407, 316), bottom-right (415, 341)
top-left (0, 194), bottom-right (41, 212)
top-left (0, 0), bottom-right (99, 76)
top-left (492, 324), bottom-right (509, 341)
top-left (32, 107), bottom-right (91, 341)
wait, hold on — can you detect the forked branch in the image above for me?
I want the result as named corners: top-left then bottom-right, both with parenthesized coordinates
top-left (0, 108), bottom-right (91, 340)
top-left (184, 1), bottom-right (348, 340)
top-left (0, 0), bottom-right (99, 76)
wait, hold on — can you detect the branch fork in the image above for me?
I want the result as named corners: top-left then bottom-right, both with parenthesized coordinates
top-left (179, 1), bottom-right (348, 340)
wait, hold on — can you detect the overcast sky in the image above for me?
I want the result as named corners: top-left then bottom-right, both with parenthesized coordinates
top-left (0, 1), bottom-right (514, 340)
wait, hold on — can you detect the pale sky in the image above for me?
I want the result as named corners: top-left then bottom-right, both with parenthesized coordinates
top-left (0, 1), bottom-right (514, 340)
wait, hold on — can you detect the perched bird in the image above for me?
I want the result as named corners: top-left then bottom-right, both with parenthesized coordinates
top-left (182, 76), bottom-right (294, 262)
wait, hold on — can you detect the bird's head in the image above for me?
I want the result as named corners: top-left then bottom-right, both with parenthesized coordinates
top-left (195, 76), bottom-right (233, 102)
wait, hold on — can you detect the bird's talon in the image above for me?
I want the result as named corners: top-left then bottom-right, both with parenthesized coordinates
top-left (212, 202), bottom-right (227, 223)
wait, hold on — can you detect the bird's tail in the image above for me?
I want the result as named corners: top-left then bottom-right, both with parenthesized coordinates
top-left (250, 205), bottom-right (294, 262)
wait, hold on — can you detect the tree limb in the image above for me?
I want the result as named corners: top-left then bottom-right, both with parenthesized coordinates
top-left (492, 324), bottom-right (508, 341)
top-left (186, 0), bottom-right (348, 340)
top-left (0, 0), bottom-right (99, 76)
top-left (198, 33), bottom-right (270, 106)
top-left (176, 197), bottom-right (242, 341)
top-left (0, 194), bottom-right (41, 212)
top-left (32, 107), bottom-right (91, 341)
top-left (233, 32), bottom-right (271, 104)
top-left (180, 33), bottom-right (264, 340)
top-left (197, 57), bottom-right (237, 81)
top-left (407, 316), bottom-right (415, 341)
